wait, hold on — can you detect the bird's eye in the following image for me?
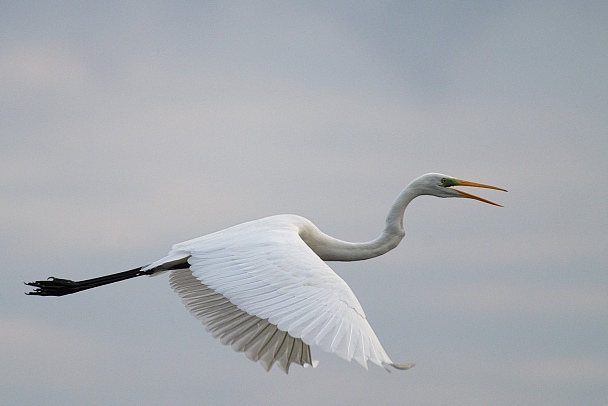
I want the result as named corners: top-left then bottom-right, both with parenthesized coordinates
top-left (441, 178), bottom-right (447, 185)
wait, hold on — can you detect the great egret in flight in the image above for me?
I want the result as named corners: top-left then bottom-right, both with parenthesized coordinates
top-left (26, 173), bottom-right (506, 373)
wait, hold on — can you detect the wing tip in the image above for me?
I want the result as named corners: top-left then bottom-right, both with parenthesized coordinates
top-left (384, 362), bottom-right (416, 371)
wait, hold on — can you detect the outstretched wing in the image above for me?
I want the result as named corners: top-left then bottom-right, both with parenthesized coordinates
top-left (149, 216), bottom-right (408, 373)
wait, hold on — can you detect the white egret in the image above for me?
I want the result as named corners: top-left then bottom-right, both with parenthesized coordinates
top-left (26, 173), bottom-right (506, 373)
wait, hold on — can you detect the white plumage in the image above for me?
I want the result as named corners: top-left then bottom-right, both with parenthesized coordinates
top-left (145, 215), bottom-right (399, 372)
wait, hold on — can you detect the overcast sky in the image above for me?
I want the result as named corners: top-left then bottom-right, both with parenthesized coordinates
top-left (2, 2), bottom-right (607, 405)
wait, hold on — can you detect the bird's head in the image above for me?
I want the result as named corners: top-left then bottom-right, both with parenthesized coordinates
top-left (413, 173), bottom-right (507, 207)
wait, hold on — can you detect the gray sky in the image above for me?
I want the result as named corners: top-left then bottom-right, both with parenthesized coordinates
top-left (2, 1), bottom-right (607, 405)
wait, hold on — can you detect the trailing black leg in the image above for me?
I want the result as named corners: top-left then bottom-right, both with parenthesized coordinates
top-left (26, 257), bottom-right (192, 296)
top-left (25, 266), bottom-right (154, 296)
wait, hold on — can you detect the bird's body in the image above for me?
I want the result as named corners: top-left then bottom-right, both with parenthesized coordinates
top-left (27, 173), bottom-right (506, 373)
top-left (152, 214), bottom-right (402, 372)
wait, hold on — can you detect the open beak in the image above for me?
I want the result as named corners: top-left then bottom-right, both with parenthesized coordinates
top-left (453, 180), bottom-right (507, 207)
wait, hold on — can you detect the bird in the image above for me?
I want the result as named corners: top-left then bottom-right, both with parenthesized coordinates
top-left (26, 173), bottom-right (506, 373)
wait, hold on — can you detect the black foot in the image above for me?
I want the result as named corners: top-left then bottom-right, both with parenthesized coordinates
top-left (25, 277), bottom-right (79, 296)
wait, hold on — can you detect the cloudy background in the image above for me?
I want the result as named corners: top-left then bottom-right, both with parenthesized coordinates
top-left (2, 1), bottom-right (607, 405)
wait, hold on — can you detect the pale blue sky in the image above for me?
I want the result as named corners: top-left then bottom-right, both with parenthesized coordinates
top-left (2, 2), bottom-right (607, 405)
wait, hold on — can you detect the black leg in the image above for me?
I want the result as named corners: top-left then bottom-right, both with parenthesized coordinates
top-left (25, 266), bottom-right (153, 296)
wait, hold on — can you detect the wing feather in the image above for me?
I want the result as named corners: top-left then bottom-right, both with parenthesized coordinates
top-left (169, 269), bottom-right (314, 371)
top-left (160, 215), bottom-right (400, 372)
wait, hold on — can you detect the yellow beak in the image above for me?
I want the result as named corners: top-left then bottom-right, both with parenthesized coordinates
top-left (453, 180), bottom-right (507, 207)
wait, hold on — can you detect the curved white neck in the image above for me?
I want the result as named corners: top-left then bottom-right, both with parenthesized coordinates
top-left (301, 182), bottom-right (420, 262)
